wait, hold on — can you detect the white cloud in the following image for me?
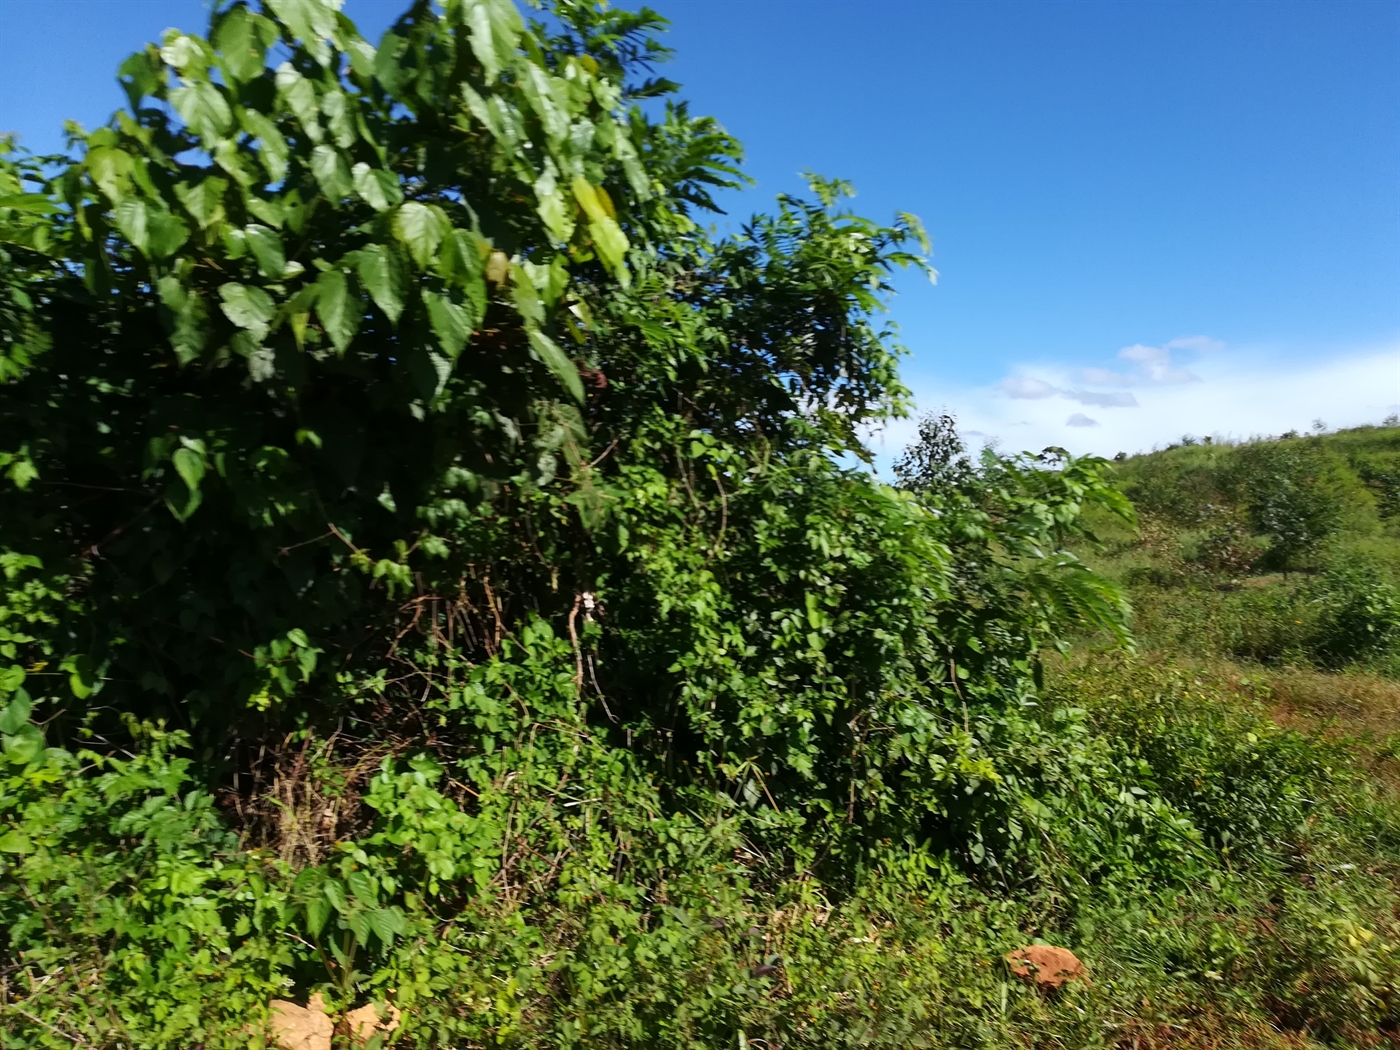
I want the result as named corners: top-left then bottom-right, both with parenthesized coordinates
top-left (1166, 335), bottom-right (1226, 353)
top-left (1066, 413), bottom-right (1100, 427)
top-left (1080, 366), bottom-right (1137, 386)
top-left (870, 343), bottom-right (1400, 469)
top-left (1066, 390), bottom-right (1138, 408)
top-left (999, 376), bottom-right (1057, 399)
top-left (1117, 343), bottom-right (1200, 384)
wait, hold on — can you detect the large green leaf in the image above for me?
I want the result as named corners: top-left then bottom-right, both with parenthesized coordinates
top-left (424, 290), bottom-right (471, 359)
top-left (2, 723), bottom-right (43, 765)
top-left (464, 0), bottom-right (523, 81)
top-left (393, 202), bottom-right (447, 269)
top-left (174, 177), bottom-right (229, 229)
top-left (172, 447), bottom-right (206, 495)
top-left (315, 268), bottom-right (360, 352)
top-left (528, 329), bottom-right (584, 403)
top-left (218, 282), bottom-right (275, 339)
top-left (113, 199), bottom-right (190, 260)
top-left (310, 145), bottom-right (353, 201)
top-left (212, 4), bottom-right (277, 83)
top-left (86, 146), bottom-right (134, 202)
top-left (239, 109), bottom-right (290, 181)
top-left (0, 689), bottom-right (31, 735)
top-left (170, 81), bottom-right (234, 142)
top-left (352, 163), bottom-right (403, 213)
top-left (356, 244), bottom-right (406, 323)
top-left (266, 0), bottom-right (339, 68)
top-left (275, 64), bottom-right (323, 143)
top-left (244, 224), bottom-right (287, 279)
top-left (0, 193), bottom-right (60, 215)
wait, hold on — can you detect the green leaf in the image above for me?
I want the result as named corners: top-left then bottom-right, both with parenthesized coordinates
top-left (213, 4), bottom-right (277, 83)
top-left (310, 145), bottom-right (353, 201)
top-left (172, 446), bottom-right (206, 495)
top-left (218, 282), bottom-right (275, 340)
top-left (423, 290), bottom-right (471, 359)
top-left (320, 88), bottom-right (357, 149)
top-left (266, 0), bottom-right (339, 69)
top-left (437, 229), bottom-right (484, 287)
top-left (0, 194), bottom-right (60, 215)
top-left (306, 895), bottom-right (330, 937)
top-left (528, 329), bottom-right (584, 404)
top-left (170, 81), bottom-right (234, 142)
top-left (315, 268), bottom-right (360, 352)
top-left (0, 666), bottom-right (25, 695)
top-left (238, 109), bottom-right (290, 182)
top-left (0, 829), bottom-right (33, 854)
top-left (275, 64), bottom-right (323, 143)
top-left (393, 202), bottom-right (447, 269)
top-left (245, 196), bottom-right (283, 229)
top-left (86, 146), bottom-right (134, 202)
top-left (118, 48), bottom-right (163, 109)
top-left (62, 654), bottom-right (98, 699)
top-left (323, 878), bottom-right (348, 913)
top-left (114, 199), bottom-right (191, 260)
top-left (356, 244), bottom-right (405, 323)
top-left (464, 0), bottom-right (523, 81)
top-left (3, 724), bottom-right (43, 766)
top-left (174, 177), bottom-right (229, 229)
top-left (244, 224), bottom-right (287, 279)
top-left (0, 689), bottom-right (31, 734)
top-left (589, 216), bottom-right (630, 282)
top-left (571, 177), bottom-right (630, 282)
top-left (352, 163), bottom-right (402, 212)
top-left (367, 906), bottom-right (407, 945)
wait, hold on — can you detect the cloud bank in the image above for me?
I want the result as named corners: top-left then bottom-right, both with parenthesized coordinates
top-left (873, 339), bottom-right (1400, 467)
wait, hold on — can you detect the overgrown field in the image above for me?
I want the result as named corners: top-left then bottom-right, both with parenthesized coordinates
top-left (1, 1), bottom-right (1397, 1046)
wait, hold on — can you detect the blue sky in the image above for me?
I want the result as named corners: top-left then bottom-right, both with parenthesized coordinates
top-left (2, 0), bottom-right (1396, 461)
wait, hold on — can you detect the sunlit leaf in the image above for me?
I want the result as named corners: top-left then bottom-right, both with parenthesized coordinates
top-left (218, 282), bottom-right (275, 339)
top-left (393, 202), bottom-right (446, 269)
top-left (356, 244), bottom-right (406, 323)
top-left (310, 145), bottom-right (353, 200)
top-left (244, 224), bottom-right (286, 279)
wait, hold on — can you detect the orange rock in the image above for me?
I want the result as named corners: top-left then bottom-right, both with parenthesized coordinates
top-left (1004, 945), bottom-right (1086, 990)
top-left (267, 994), bottom-right (333, 1050)
top-left (345, 1001), bottom-right (403, 1044)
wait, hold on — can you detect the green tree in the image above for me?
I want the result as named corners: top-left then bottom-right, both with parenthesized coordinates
top-left (1232, 442), bottom-right (1340, 568)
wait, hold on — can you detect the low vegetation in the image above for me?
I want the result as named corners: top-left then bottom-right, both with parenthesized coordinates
top-left (0, 1), bottom-right (1396, 1046)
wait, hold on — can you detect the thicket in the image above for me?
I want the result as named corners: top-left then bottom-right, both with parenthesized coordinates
top-left (1, 2), bottom-right (1398, 1047)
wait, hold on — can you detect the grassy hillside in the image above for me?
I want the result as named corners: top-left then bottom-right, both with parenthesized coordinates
top-left (1073, 424), bottom-right (1400, 759)
top-left (1033, 422), bottom-right (1400, 1048)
